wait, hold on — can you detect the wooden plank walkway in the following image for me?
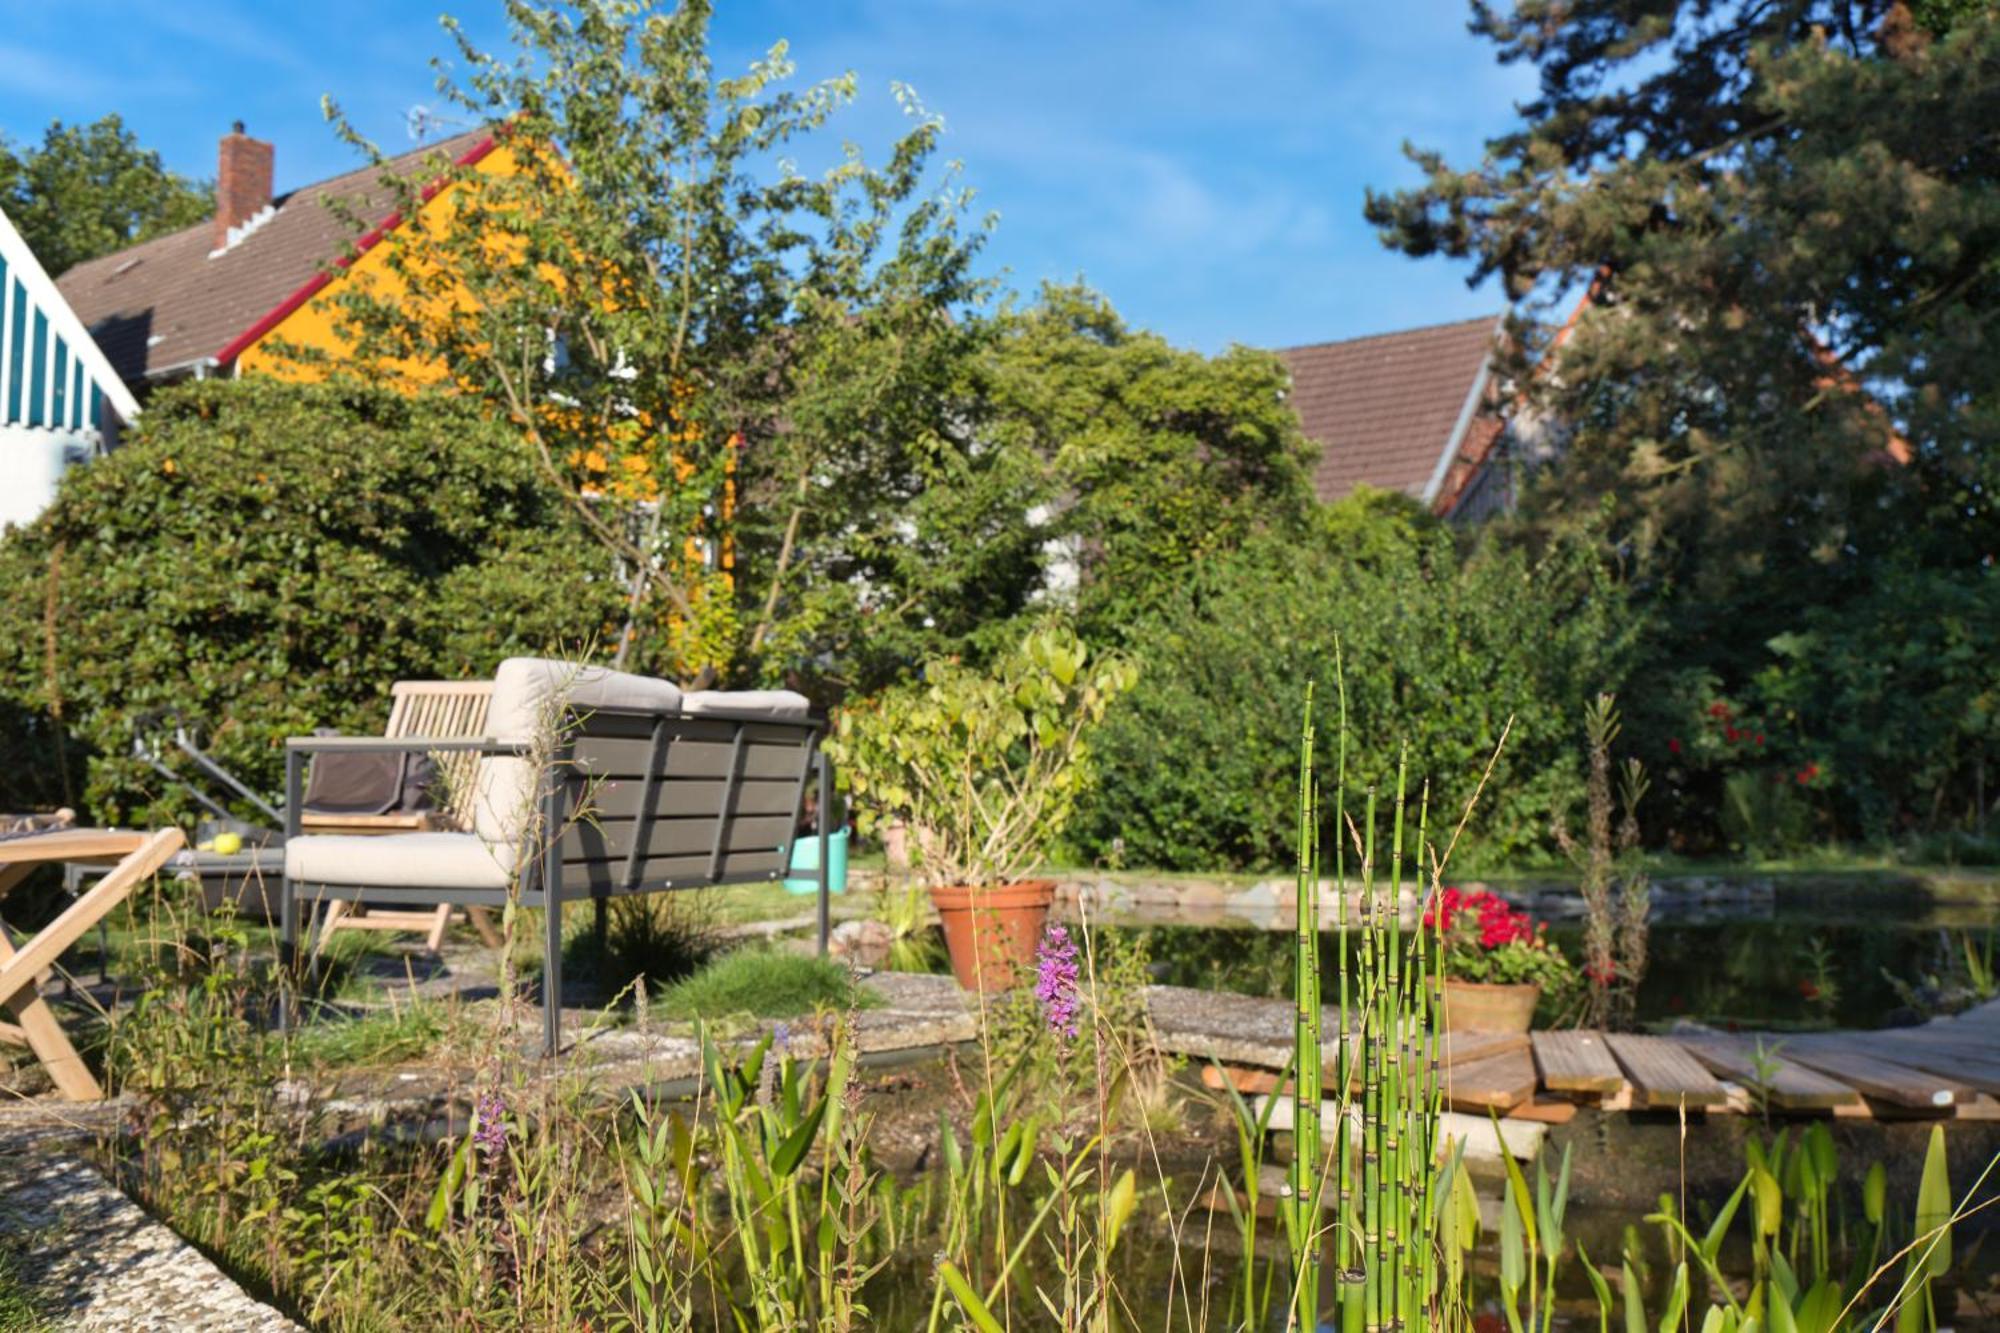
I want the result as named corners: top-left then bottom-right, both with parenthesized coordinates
top-left (1150, 985), bottom-right (2000, 1127)
top-left (1777, 1042), bottom-right (1974, 1109)
top-left (1605, 1033), bottom-right (1730, 1108)
top-left (1443, 1047), bottom-right (1538, 1111)
top-left (1532, 1030), bottom-right (1625, 1095)
top-left (1678, 1036), bottom-right (1860, 1110)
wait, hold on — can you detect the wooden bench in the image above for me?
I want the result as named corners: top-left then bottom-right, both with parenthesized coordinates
top-left (309, 681), bottom-right (501, 953)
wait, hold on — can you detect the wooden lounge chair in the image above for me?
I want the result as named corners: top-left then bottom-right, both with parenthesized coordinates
top-left (307, 680), bottom-right (502, 953)
top-left (282, 658), bottom-right (832, 1053)
top-left (0, 827), bottom-right (185, 1100)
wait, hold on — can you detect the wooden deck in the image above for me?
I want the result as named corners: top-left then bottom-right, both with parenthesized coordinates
top-left (1176, 993), bottom-right (2000, 1127)
top-left (1491, 999), bottom-right (2000, 1120)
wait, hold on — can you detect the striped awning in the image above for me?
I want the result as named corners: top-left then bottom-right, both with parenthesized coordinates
top-left (0, 206), bottom-right (140, 438)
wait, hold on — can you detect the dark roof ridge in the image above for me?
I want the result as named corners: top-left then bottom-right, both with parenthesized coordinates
top-left (55, 126), bottom-right (496, 382)
top-left (57, 127), bottom-right (492, 285)
top-left (1277, 311), bottom-right (1502, 358)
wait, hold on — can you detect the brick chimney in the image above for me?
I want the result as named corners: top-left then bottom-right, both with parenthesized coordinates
top-left (214, 121), bottom-right (274, 251)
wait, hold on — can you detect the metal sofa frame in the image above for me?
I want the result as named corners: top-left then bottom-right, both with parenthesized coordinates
top-left (282, 702), bottom-right (832, 1054)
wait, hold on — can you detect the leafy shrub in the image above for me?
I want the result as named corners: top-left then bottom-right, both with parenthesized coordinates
top-left (0, 378), bottom-right (626, 822)
top-left (1749, 560), bottom-right (2000, 843)
top-left (829, 622), bottom-right (1136, 887)
top-left (1071, 491), bottom-right (1635, 869)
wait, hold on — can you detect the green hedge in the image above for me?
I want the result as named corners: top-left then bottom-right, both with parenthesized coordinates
top-left (0, 378), bottom-right (625, 822)
top-left (1070, 491), bottom-right (1637, 870)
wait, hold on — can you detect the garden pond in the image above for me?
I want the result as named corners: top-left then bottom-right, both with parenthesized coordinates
top-left (1044, 874), bottom-right (2000, 1030)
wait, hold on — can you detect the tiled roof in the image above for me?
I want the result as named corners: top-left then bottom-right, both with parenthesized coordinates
top-left (1278, 314), bottom-right (1502, 507)
top-left (54, 129), bottom-right (492, 383)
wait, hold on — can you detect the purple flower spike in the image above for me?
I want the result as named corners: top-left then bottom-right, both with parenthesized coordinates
top-left (1035, 924), bottom-right (1080, 1040)
top-left (472, 1092), bottom-right (508, 1155)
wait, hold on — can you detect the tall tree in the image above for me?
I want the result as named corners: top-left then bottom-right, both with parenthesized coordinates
top-left (0, 115), bottom-right (210, 275)
top-left (321, 0), bottom-right (997, 688)
top-left (1367, 1), bottom-right (2000, 837)
top-left (971, 283), bottom-right (1315, 645)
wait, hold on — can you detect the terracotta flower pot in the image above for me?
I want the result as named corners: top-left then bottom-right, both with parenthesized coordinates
top-left (1442, 979), bottom-right (1541, 1034)
top-left (930, 880), bottom-right (1056, 992)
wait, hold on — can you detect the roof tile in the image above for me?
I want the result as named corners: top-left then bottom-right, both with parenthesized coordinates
top-left (55, 129), bottom-right (491, 382)
top-left (1278, 314), bottom-right (1501, 506)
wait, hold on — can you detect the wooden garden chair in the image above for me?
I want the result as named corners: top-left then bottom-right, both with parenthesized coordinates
top-left (0, 827), bottom-right (185, 1100)
top-left (309, 680), bottom-right (504, 954)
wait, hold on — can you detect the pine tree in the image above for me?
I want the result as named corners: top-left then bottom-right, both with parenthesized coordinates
top-left (1367, 2), bottom-right (2000, 835)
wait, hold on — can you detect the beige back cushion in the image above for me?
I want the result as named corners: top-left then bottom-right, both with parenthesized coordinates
top-left (681, 689), bottom-right (811, 718)
top-left (471, 657), bottom-right (684, 843)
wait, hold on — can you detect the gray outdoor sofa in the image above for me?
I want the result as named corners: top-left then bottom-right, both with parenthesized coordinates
top-left (281, 657), bottom-right (831, 1053)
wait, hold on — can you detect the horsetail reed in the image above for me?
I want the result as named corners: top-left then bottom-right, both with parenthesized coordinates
top-left (1288, 668), bottom-right (1489, 1332)
top-left (1286, 681), bottom-right (1324, 1323)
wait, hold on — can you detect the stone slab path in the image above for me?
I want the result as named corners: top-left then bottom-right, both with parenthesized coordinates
top-left (0, 1153), bottom-right (299, 1331)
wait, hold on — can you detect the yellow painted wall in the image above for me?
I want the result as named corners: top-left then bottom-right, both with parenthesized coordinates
top-left (228, 140), bottom-right (735, 664)
top-left (232, 141), bottom-right (522, 382)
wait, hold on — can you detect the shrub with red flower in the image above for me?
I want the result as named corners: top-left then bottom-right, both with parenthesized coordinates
top-left (1425, 886), bottom-right (1580, 1004)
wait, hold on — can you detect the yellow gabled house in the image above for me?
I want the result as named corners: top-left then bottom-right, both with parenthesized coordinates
top-left (57, 121), bottom-right (734, 666)
top-left (56, 122), bottom-right (516, 391)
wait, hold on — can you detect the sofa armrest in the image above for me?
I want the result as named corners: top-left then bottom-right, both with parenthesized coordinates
top-left (284, 735), bottom-right (528, 755)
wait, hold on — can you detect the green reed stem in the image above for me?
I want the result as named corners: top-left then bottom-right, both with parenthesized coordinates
top-left (1291, 682), bottom-right (1322, 1327)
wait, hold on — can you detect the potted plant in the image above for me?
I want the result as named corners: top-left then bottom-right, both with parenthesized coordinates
top-left (1424, 887), bottom-right (1578, 1032)
top-left (827, 624), bottom-right (1136, 991)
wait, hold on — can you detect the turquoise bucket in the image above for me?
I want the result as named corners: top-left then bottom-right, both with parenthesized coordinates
top-left (784, 828), bottom-right (849, 895)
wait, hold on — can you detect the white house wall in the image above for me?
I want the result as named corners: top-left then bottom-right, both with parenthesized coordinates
top-left (0, 205), bottom-right (140, 527)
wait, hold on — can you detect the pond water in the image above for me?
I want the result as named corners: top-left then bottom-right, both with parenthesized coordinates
top-left (1060, 881), bottom-right (2000, 1030)
top-left (847, 1189), bottom-right (1998, 1330)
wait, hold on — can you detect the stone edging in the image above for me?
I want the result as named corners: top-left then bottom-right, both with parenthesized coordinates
top-left (0, 1152), bottom-right (300, 1331)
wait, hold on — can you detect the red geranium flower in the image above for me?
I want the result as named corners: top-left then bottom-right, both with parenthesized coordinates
top-left (1668, 737), bottom-right (1682, 754)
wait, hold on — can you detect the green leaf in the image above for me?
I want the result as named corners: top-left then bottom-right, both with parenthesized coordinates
top-left (1863, 1161), bottom-right (1886, 1228)
top-left (937, 1260), bottom-right (1006, 1333)
top-left (1702, 1173), bottom-right (1751, 1263)
top-left (1794, 1279), bottom-right (1840, 1333)
top-left (1496, 1110), bottom-right (1540, 1257)
top-left (770, 1095), bottom-right (829, 1178)
top-left (1660, 1262), bottom-right (1690, 1333)
top-left (1578, 1241), bottom-right (1617, 1333)
top-left (1751, 1165), bottom-right (1782, 1240)
top-left (426, 1135), bottom-right (470, 1233)
top-left (1914, 1124), bottom-right (1952, 1278)
top-left (1104, 1168), bottom-right (1137, 1255)
top-left (1764, 1283), bottom-right (1799, 1333)
top-left (1501, 1181), bottom-right (1526, 1295)
top-left (1622, 1260), bottom-right (1648, 1333)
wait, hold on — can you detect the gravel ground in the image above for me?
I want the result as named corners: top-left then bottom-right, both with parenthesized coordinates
top-left (0, 1153), bottom-right (299, 1331)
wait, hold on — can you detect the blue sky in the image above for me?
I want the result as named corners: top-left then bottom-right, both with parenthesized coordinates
top-left (0, 1), bottom-right (1533, 353)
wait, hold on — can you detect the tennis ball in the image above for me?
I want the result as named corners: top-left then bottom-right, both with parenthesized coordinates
top-left (212, 832), bottom-right (243, 856)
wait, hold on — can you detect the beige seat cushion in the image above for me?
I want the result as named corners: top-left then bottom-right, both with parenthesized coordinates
top-left (472, 657), bottom-right (685, 843)
top-left (285, 832), bottom-right (517, 890)
top-left (682, 689), bottom-right (810, 718)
